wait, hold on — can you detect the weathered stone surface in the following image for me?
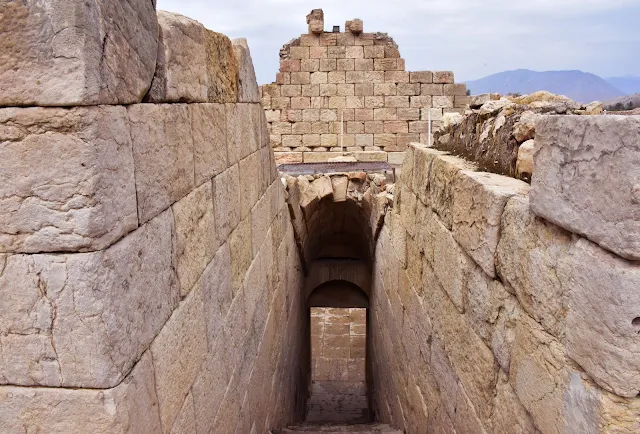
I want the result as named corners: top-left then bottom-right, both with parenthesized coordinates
top-left (516, 139), bottom-right (535, 177)
top-left (169, 392), bottom-right (196, 434)
top-left (496, 196), bottom-right (573, 338)
top-left (198, 243), bottom-right (233, 349)
top-left (346, 19), bottom-right (364, 34)
top-left (189, 103), bottom-right (228, 185)
top-left (531, 115), bottom-right (640, 261)
top-left (239, 152), bottom-right (261, 219)
top-left (229, 217), bottom-right (253, 294)
top-left (128, 104), bottom-right (195, 224)
top-left (213, 164), bottom-right (241, 245)
top-left (490, 370), bottom-right (538, 434)
top-left (151, 286), bottom-right (207, 434)
top-left (561, 239), bottom-right (640, 397)
top-left (513, 110), bottom-right (539, 142)
top-left (0, 106), bottom-right (137, 253)
top-left (226, 103), bottom-right (261, 163)
top-left (510, 314), bottom-right (568, 434)
top-left (146, 11), bottom-right (208, 103)
top-left (0, 351), bottom-right (162, 434)
top-left (411, 146), bottom-right (448, 205)
top-left (172, 182), bottom-right (216, 296)
top-left (469, 93), bottom-right (500, 109)
top-left (452, 170), bottom-right (529, 278)
top-left (0, 211), bottom-right (177, 388)
top-left (478, 98), bottom-right (514, 117)
top-left (0, 0), bottom-right (158, 106)
top-left (429, 154), bottom-right (476, 230)
top-left (306, 9), bottom-right (324, 34)
top-left (332, 176), bottom-right (349, 202)
top-left (233, 38), bottom-right (260, 103)
top-left (205, 31), bottom-right (239, 103)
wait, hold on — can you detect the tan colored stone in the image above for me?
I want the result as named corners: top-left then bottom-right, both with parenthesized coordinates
top-left (516, 139), bottom-right (535, 177)
top-left (204, 31), bottom-right (239, 103)
top-left (146, 12), bottom-right (207, 103)
top-left (561, 239), bottom-right (640, 397)
top-left (189, 104), bottom-right (228, 185)
top-left (490, 371), bottom-right (538, 433)
top-left (410, 72), bottom-right (433, 84)
top-left (213, 164), bottom-right (241, 245)
top-left (452, 171), bottom-right (530, 278)
top-left (496, 195), bottom-right (573, 338)
top-left (0, 0), bottom-right (158, 106)
top-left (229, 217), bottom-right (253, 294)
top-left (0, 106), bottom-right (137, 253)
top-left (0, 211), bottom-right (177, 388)
top-left (226, 103), bottom-right (261, 163)
top-left (531, 115), bottom-right (640, 261)
top-left (173, 182), bottom-right (216, 296)
top-left (510, 314), bottom-right (568, 434)
top-left (433, 71), bottom-right (454, 84)
top-left (0, 352), bottom-right (162, 433)
top-left (128, 104), bottom-right (195, 224)
top-left (151, 286), bottom-right (207, 433)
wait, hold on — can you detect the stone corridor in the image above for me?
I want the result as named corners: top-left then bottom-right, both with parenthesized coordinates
top-left (1, 3), bottom-right (639, 434)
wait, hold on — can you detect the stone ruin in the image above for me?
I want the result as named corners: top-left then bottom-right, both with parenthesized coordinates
top-left (261, 10), bottom-right (468, 165)
top-left (0, 3), bottom-right (639, 434)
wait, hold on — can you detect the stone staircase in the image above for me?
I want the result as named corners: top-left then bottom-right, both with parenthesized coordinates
top-left (278, 423), bottom-right (403, 433)
top-left (305, 381), bottom-right (369, 424)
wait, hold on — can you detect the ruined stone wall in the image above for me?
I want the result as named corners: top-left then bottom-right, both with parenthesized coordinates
top-left (369, 130), bottom-right (640, 433)
top-left (261, 10), bottom-right (468, 166)
top-left (0, 4), bottom-right (307, 433)
top-left (433, 91), bottom-right (604, 182)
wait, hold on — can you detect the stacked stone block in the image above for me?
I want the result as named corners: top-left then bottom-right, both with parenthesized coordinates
top-left (367, 143), bottom-right (640, 434)
top-left (0, 4), bottom-right (306, 433)
top-left (261, 10), bottom-right (468, 165)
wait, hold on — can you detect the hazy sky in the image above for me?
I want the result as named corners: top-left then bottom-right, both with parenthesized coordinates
top-left (158, 0), bottom-right (640, 85)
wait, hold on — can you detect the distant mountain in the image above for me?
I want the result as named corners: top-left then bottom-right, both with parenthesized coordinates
top-left (605, 76), bottom-right (640, 96)
top-left (464, 69), bottom-right (626, 103)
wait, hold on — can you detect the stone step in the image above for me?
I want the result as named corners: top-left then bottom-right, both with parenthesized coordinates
top-left (281, 422), bottom-right (403, 433)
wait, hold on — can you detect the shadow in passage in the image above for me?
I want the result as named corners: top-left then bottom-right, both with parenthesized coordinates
top-left (307, 307), bottom-right (369, 424)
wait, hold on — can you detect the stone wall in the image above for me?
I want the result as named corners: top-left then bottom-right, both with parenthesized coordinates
top-left (433, 91), bottom-right (604, 182)
top-left (0, 4), bottom-right (306, 433)
top-left (368, 136), bottom-right (640, 433)
top-left (261, 9), bottom-right (468, 165)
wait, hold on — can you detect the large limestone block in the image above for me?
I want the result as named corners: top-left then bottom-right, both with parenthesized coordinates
top-left (233, 38), bottom-right (260, 103)
top-left (205, 31), bottom-right (239, 103)
top-left (411, 145), bottom-right (448, 205)
top-left (561, 239), bottom-right (640, 397)
top-left (128, 104), bottom-right (195, 224)
top-left (151, 286), bottom-right (207, 434)
top-left (0, 351), bottom-right (162, 433)
top-left (509, 314), bottom-right (568, 434)
top-left (0, 106), bottom-right (137, 253)
top-left (496, 196), bottom-right (573, 338)
top-left (146, 11), bottom-right (239, 103)
top-left (189, 103), bottom-right (228, 185)
top-left (226, 103), bottom-right (261, 164)
top-left (429, 154), bottom-right (476, 230)
top-left (0, 0), bottom-right (158, 106)
top-left (146, 11), bottom-right (206, 103)
top-left (213, 164), bottom-right (241, 245)
top-left (531, 115), bottom-right (640, 261)
top-left (427, 285), bottom-right (498, 421)
top-left (452, 171), bottom-right (530, 278)
top-left (239, 152), bottom-right (262, 220)
top-left (172, 182), bottom-right (216, 296)
top-left (0, 211), bottom-right (177, 388)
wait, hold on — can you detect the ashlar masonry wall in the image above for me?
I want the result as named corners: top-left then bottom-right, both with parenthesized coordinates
top-left (369, 124), bottom-right (640, 433)
top-left (261, 9), bottom-right (469, 165)
top-left (0, 4), bottom-right (306, 433)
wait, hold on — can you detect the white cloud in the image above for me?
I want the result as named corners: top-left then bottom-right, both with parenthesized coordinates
top-left (157, 0), bottom-right (640, 83)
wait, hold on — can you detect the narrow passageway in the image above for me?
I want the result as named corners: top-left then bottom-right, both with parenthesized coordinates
top-left (308, 307), bottom-right (368, 424)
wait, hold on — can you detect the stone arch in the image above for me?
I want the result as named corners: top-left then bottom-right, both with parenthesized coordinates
top-left (307, 280), bottom-right (369, 308)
